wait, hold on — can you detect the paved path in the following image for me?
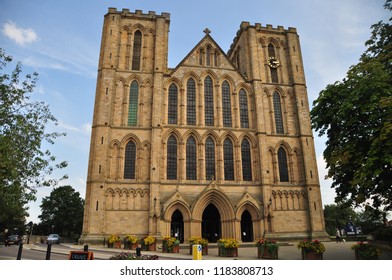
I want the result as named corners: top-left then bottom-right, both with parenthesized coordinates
top-left (24, 241), bottom-right (392, 260)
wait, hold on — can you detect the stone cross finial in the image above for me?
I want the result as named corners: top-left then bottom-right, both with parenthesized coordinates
top-left (203, 28), bottom-right (211, 35)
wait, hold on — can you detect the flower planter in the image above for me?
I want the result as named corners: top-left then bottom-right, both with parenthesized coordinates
top-left (163, 244), bottom-right (180, 253)
top-left (125, 242), bottom-right (138, 250)
top-left (189, 245), bottom-right (208, 255)
top-left (301, 249), bottom-right (323, 260)
top-left (219, 247), bottom-right (238, 257)
top-left (142, 242), bottom-right (156, 251)
top-left (354, 248), bottom-right (379, 260)
top-left (257, 245), bottom-right (278, 259)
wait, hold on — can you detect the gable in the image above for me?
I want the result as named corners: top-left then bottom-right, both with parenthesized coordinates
top-left (170, 33), bottom-right (246, 80)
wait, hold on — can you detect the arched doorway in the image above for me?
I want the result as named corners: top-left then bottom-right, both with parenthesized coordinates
top-left (171, 210), bottom-right (184, 243)
top-left (241, 210), bottom-right (253, 242)
top-left (202, 204), bottom-right (221, 242)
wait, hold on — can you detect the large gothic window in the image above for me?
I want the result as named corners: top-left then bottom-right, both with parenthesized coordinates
top-left (205, 137), bottom-right (216, 180)
top-left (222, 81), bottom-right (232, 127)
top-left (204, 76), bottom-right (214, 126)
top-left (168, 83), bottom-right (178, 124)
top-left (124, 141), bottom-right (136, 179)
top-left (239, 89), bottom-right (249, 128)
top-left (167, 135), bottom-right (177, 180)
top-left (132, 30), bottom-right (142, 71)
top-left (128, 80), bottom-right (139, 126)
top-left (186, 136), bottom-right (197, 180)
top-left (241, 139), bottom-right (252, 181)
top-left (273, 92), bottom-right (284, 134)
top-left (187, 78), bottom-right (196, 125)
top-left (223, 138), bottom-right (234, 181)
top-left (278, 147), bottom-right (289, 182)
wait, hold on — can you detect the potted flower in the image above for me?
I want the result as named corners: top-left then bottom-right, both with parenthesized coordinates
top-left (188, 236), bottom-right (208, 255)
top-left (297, 239), bottom-right (325, 260)
top-left (162, 236), bottom-right (180, 253)
top-left (351, 241), bottom-right (381, 260)
top-left (124, 234), bottom-right (139, 250)
top-left (255, 238), bottom-right (279, 259)
top-left (108, 234), bottom-right (121, 249)
top-left (218, 238), bottom-right (239, 257)
top-left (141, 235), bottom-right (156, 251)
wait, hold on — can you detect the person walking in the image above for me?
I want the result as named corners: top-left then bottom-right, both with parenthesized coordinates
top-left (336, 228), bottom-right (341, 243)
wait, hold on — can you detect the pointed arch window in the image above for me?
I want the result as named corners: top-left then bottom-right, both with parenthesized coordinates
top-left (128, 80), bottom-right (139, 126)
top-left (204, 76), bottom-right (214, 126)
top-left (222, 81), bottom-right (232, 127)
top-left (206, 45), bottom-right (211, 66)
top-left (273, 92), bottom-right (284, 134)
top-left (278, 147), bottom-right (289, 182)
top-left (239, 89), bottom-right (249, 128)
top-left (241, 139), bottom-right (252, 181)
top-left (132, 30), bottom-right (142, 70)
top-left (205, 137), bottom-right (216, 180)
top-left (167, 135), bottom-right (177, 180)
top-left (223, 138), bottom-right (234, 181)
top-left (168, 83), bottom-right (178, 124)
top-left (186, 136), bottom-right (197, 180)
top-left (268, 43), bottom-right (278, 83)
top-left (187, 78), bottom-right (196, 125)
top-left (124, 141), bottom-right (136, 179)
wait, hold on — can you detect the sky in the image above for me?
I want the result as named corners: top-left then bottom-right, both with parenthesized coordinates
top-left (1, 0), bottom-right (389, 224)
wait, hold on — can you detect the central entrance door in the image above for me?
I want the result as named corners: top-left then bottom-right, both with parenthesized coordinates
top-left (202, 204), bottom-right (221, 242)
top-left (171, 210), bottom-right (184, 243)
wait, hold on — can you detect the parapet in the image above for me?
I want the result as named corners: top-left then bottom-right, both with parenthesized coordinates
top-left (106, 7), bottom-right (170, 20)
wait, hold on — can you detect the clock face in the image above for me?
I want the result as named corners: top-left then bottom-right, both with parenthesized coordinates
top-left (268, 57), bottom-right (280, 68)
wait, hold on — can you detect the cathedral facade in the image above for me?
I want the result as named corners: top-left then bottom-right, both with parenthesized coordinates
top-left (80, 8), bottom-right (329, 244)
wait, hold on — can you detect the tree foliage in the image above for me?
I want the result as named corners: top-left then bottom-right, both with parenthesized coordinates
top-left (323, 204), bottom-right (358, 236)
top-left (39, 185), bottom-right (84, 237)
top-left (311, 2), bottom-right (392, 212)
top-left (0, 49), bottom-right (67, 231)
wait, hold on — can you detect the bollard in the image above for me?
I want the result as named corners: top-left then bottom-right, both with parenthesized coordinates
top-left (192, 244), bottom-right (202, 260)
top-left (84, 244), bottom-right (89, 252)
top-left (136, 247), bottom-right (141, 257)
top-left (46, 243), bottom-right (52, 260)
top-left (16, 243), bottom-right (23, 260)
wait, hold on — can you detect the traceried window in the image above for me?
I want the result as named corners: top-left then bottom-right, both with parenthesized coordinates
top-left (206, 45), bottom-right (211, 66)
top-left (168, 83), bottom-right (178, 124)
top-left (186, 136), bottom-right (197, 180)
top-left (205, 137), bottom-right (216, 180)
top-left (204, 76), bottom-right (214, 126)
top-left (241, 139), bottom-right (252, 181)
top-left (128, 80), bottom-right (139, 126)
top-left (124, 141), bottom-right (136, 179)
top-left (239, 89), bottom-right (249, 128)
top-left (223, 138), bottom-right (234, 181)
top-left (187, 78), bottom-right (196, 125)
top-left (132, 30), bottom-right (142, 71)
top-left (273, 92), bottom-right (284, 134)
top-left (167, 135), bottom-right (177, 180)
top-left (222, 81), bottom-right (232, 127)
top-left (278, 147), bottom-right (289, 182)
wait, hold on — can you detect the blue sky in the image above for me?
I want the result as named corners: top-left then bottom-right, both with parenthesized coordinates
top-left (1, 0), bottom-right (389, 224)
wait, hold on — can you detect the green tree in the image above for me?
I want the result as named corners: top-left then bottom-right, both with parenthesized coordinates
top-left (310, 1), bottom-right (392, 212)
top-left (0, 49), bottom-right (67, 231)
top-left (39, 185), bottom-right (84, 238)
top-left (323, 204), bottom-right (358, 236)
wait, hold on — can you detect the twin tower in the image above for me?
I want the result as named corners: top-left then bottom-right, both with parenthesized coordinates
top-left (80, 8), bottom-right (329, 244)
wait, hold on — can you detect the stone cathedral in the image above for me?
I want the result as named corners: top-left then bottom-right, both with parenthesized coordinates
top-left (80, 8), bottom-right (329, 244)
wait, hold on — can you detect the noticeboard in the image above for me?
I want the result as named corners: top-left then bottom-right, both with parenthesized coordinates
top-left (68, 251), bottom-right (94, 260)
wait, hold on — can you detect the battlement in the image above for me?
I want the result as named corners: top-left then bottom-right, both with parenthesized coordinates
top-left (107, 7), bottom-right (170, 20)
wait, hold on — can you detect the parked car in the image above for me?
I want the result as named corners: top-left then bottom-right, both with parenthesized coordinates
top-left (5, 235), bottom-right (21, 246)
top-left (47, 234), bottom-right (61, 244)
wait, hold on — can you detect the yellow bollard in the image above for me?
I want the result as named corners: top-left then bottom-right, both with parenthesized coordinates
top-left (192, 244), bottom-right (202, 260)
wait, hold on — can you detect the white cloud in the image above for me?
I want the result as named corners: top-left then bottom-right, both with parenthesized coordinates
top-left (2, 21), bottom-right (38, 46)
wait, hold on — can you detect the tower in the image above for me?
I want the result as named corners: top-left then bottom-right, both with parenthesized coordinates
top-left (80, 8), bottom-right (328, 244)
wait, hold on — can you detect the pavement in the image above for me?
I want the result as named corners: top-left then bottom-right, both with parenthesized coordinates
top-left (22, 241), bottom-right (392, 260)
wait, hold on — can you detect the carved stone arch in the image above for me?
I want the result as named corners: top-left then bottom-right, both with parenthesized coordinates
top-left (120, 133), bottom-right (142, 148)
top-left (161, 128), bottom-right (183, 144)
top-left (162, 192), bottom-right (191, 221)
top-left (218, 74), bottom-right (236, 89)
top-left (259, 37), bottom-right (267, 47)
top-left (275, 140), bottom-right (292, 154)
top-left (126, 74), bottom-right (143, 86)
top-left (181, 71), bottom-right (201, 85)
top-left (129, 23), bottom-right (147, 34)
top-left (201, 70), bottom-right (219, 83)
top-left (106, 188), bottom-right (115, 197)
top-left (192, 187), bottom-right (235, 222)
top-left (163, 77), bottom-right (182, 91)
top-left (238, 132), bottom-right (257, 148)
top-left (235, 193), bottom-right (261, 220)
top-left (237, 83), bottom-right (253, 96)
top-left (267, 38), bottom-right (280, 49)
top-left (183, 129), bottom-right (202, 144)
top-left (141, 78), bottom-right (153, 88)
top-left (201, 130), bottom-right (220, 145)
top-left (219, 131), bottom-right (239, 146)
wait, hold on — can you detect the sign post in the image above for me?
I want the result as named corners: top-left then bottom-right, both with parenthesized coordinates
top-left (192, 244), bottom-right (202, 260)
